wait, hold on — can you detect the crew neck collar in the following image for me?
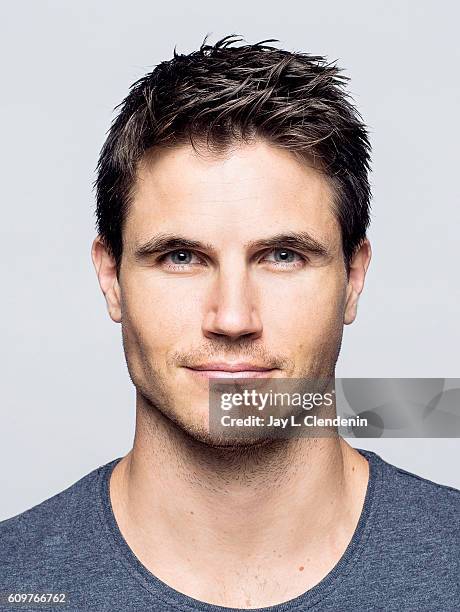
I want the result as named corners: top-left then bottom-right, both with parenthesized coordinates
top-left (96, 447), bottom-right (383, 612)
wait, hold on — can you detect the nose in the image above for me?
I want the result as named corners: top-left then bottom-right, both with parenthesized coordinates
top-left (202, 265), bottom-right (263, 342)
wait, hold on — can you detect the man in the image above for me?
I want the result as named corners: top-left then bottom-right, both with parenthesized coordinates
top-left (1, 35), bottom-right (459, 611)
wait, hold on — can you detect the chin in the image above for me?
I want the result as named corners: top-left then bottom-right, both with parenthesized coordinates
top-left (175, 418), bottom-right (281, 450)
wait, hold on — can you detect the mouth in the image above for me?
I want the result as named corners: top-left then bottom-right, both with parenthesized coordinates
top-left (184, 363), bottom-right (280, 379)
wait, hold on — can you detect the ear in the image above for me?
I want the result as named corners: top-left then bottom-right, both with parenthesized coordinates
top-left (91, 236), bottom-right (122, 323)
top-left (344, 238), bottom-right (372, 325)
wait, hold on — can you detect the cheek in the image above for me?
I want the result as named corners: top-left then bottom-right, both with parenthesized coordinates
top-left (121, 274), bottom-right (201, 352)
top-left (260, 271), bottom-right (345, 342)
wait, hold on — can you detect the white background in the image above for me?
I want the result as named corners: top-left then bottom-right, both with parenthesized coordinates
top-left (0, 0), bottom-right (459, 520)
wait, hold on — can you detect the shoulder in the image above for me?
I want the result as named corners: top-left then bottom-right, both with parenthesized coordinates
top-left (366, 449), bottom-right (460, 548)
top-left (0, 462), bottom-right (101, 535)
top-left (0, 460), bottom-right (115, 585)
top-left (379, 453), bottom-right (460, 511)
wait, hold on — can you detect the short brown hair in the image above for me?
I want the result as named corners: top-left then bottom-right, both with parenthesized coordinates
top-left (94, 34), bottom-right (372, 277)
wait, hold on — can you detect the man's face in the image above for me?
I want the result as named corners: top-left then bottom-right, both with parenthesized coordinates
top-left (94, 140), bottom-right (368, 445)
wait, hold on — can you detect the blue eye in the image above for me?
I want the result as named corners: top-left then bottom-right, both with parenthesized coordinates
top-left (169, 250), bottom-right (193, 264)
top-left (159, 249), bottom-right (206, 270)
top-left (265, 248), bottom-right (303, 264)
top-left (273, 249), bottom-right (297, 262)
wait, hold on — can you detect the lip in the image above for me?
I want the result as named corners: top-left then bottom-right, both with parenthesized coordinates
top-left (184, 363), bottom-right (279, 379)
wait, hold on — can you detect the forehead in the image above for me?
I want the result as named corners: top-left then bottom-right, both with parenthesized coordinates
top-left (124, 140), bottom-right (341, 251)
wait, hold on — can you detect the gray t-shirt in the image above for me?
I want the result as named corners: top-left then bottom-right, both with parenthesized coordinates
top-left (0, 448), bottom-right (459, 611)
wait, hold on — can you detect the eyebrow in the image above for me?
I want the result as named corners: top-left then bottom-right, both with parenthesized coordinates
top-left (132, 231), bottom-right (331, 262)
top-left (247, 232), bottom-right (331, 258)
top-left (133, 234), bottom-right (217, 261)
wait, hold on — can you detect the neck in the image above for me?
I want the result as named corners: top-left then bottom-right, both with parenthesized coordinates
top-left (109, 393), bottom-right (370, 608)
